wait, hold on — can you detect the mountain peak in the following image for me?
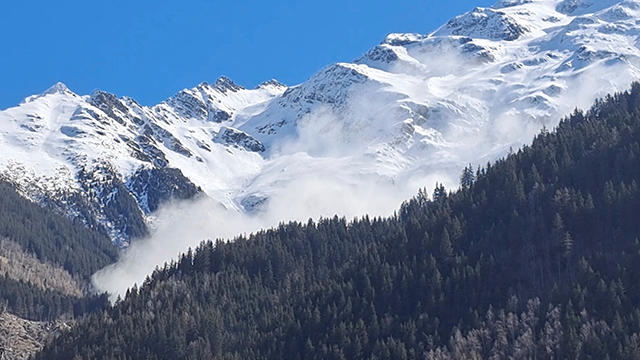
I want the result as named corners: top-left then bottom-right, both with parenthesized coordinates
top-left (2, 0), bottom-right (640, 254)
top-left (492, 0), bottom-right (535, 9)
top-left (21, 82), bottom-right (76, 104)
top-left (437, 6), bottom-right (530, 41)
top-left (45, 82), bottom-right (70, 94)
top-left (491, 0), bottom-right (629, 15)
top-left (256, 79), bottom-right (287, 89)
top-left (89, 88), bottom-right (111, 99)
top-left (381, 33), bottom-right (427, 46)
top-left (213, 76), bottom-right (244, 93)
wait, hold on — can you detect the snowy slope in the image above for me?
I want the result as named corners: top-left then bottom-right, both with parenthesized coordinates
top-left (2, 0), bottom-right (640, 245)
top-left (236, 0), bottom-right (640, 211)
top-left (0, 79), bottom-right (285, 245)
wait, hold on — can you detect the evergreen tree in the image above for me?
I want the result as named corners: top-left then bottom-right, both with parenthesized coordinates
top-left (460, 165), bottom-right (476, 189)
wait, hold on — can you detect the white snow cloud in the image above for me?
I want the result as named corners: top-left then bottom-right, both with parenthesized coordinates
top-left (92, 1), bottom-right (640, 299)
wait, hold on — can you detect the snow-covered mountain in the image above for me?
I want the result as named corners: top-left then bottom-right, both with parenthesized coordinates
top-left (2, 0), bottom-right (640, 245)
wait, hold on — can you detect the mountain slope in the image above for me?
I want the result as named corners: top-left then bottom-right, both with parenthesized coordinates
top-left (236, 0), bottom-right (640, 206)
top-left (34, 82), bottom-right (640, 360)
top-left (0, 311), bottom-right (69, 360)
top-left (0, 181), bottom-right (113, 321)
top-left (2, 0), bottom-right (640, 248)
top-left (0, 80), bottom-right (280, 245)
top-left (0, 181), bottom-right (114, 359)
top-left (0, 182), bottom-right (117, 280)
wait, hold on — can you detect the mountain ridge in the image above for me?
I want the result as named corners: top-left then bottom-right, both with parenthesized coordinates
top-left (33, 81), bottom-right (640, 360)
top-left (2, 0), bottom-right (640, 246)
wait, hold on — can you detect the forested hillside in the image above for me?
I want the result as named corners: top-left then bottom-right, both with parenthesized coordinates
top-left (0, 182), bottom-right (117, 278)
top-left (0, 182), bottom-right (115, 320)
top-left (36, 83), bottom-right (640, 359)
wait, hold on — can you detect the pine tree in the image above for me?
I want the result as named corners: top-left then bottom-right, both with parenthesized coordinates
top-left (433, 183), bottom-right (447, 202)
top-left (460, 165), bottom-right (476, 189)
top-left (440, 229), bottom-right (453, 258)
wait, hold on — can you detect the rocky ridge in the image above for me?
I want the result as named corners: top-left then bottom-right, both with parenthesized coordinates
top-left (1, 0), bottom-right (640, 245)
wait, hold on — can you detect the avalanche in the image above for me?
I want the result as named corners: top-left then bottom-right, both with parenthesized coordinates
top-left (2, 0), bottom-right (640, 246)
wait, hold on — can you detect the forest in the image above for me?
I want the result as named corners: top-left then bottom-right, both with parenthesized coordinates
top-left (32, 82), bottom-right (640, 359)
top-left (0, 182), bottom-right (115, 320)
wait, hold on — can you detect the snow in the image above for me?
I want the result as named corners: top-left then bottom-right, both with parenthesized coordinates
top-left (2, 0), bottom-right (640, 244)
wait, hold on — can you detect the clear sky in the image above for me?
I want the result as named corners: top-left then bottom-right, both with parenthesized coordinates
top-left (0, 0), bottom-right (495, 110)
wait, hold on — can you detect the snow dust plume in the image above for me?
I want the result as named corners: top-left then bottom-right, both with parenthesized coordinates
top-left (92, 170), bottom-right (449, 299)
top-left (92, 51), bottom-right (638, 300)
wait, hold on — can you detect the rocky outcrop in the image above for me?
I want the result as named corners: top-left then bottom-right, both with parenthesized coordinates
top-left (355, 45), bottom-right (400, 65)
top-left (0, 311), bottom-right (69, 360)
top-left (215, 127), bottom-right (266, 153)
top-left (443, 7), bottom-right (529, 41)
top-left (127, 167), bottom-right (202, 214)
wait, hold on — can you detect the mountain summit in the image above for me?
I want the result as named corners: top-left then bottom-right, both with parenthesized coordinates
top-left (1, 0), bottom-right (640, 245)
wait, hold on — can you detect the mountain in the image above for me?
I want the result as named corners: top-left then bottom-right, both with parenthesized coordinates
top-left (33, 82), bottom-right (640, 360)
top-left (0, 180), bottom-right (114, 359)
top-left (0, 181), bottom-right (114, 318)
top-left (2, 0), bottom-right (640, 246)
top-left (0, 79), bottom-right (283, 245)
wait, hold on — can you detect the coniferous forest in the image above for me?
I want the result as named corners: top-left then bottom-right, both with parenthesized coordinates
top-left (30, 83), bottom-right (640, 358)
top-left (0, 182), bottom-right (115, 320)
top-left (0, 182), bottom-right (118, 278)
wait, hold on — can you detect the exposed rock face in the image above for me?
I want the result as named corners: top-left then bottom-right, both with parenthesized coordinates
top-left (240, 194), bottom-right (269, 213)
top-left (213, 76), bottom-right (245, 93)
top-left (127, 168), bottom-right (202, 214)
top-left (355, 45), bottom-right (400, 65)
top-left (442, 7), bottom-right (530, 40)
top-left (75, 163), bottom-right (150, 245)
top-left (215, 127), bottom-right (266, 153)
top-left (556, 0), bottom-right (592, 14)
top-left (0, 311), bottom-right (69, 360)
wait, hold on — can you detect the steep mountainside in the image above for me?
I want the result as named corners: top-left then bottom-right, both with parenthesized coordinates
top-left (34, 83), bottom-right (640, 360)
top-left (0, 311), bottom-right (69, 360)
top-left (3, 0), bottom-right (640, 246)
top-left (0, 181), bottom-right (114, 359)
top-left (0, 181), bottom-right (113, 320)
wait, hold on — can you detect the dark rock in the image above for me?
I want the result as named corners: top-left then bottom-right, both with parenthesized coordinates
top-left (213, 76), bottom-right (245, 93)
top-left (89, 91), bottom-right (130, 126)
top-left (556, 0), bottom-right (591, 15)
top-left (143, 123), bottom-right (193, 158)
top-left (76, 163), bottom-right (149, 241)
top-left (446, 7), bottom-right (529, 41)
top-left (355, 45), bottom-right (399, 64)
top-left (134, 135), bottom-right (169, 167)
top-left (256, 79), bottom-right (287, 89)
top-left (127, 168), bottom-right (202, 214)
top-left (210, 109), bottom-right (232, 123)
top-left (241, 194), bottom-right (269, 213)
top-left (215, 127), bottom-right (266, 153)
top-left (169, 90), bottom-right (209, 120)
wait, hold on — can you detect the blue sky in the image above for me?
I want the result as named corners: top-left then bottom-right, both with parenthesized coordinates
top-left (0, 0), bottom-right (494, 110)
